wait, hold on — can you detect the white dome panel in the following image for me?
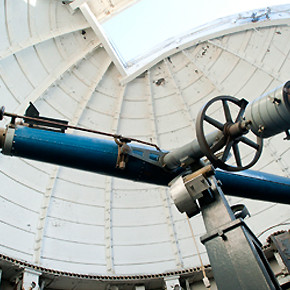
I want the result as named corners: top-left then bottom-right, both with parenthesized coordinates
top-left (40, 237), bottom-right (106, 273)
top-left (0, 170), bottom-right (43, 209)
top-left (0, 55), bottom-right (34, 102)
top-left (0, 223), bottom-right (35, 259)
top-left (44, 217), bottom-right (105, 245)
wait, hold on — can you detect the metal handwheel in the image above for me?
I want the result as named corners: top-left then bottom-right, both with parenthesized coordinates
top-left (196, 96), bottom-right (263, 171)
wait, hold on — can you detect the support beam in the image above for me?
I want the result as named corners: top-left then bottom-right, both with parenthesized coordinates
top-left (146, 70), bottom-right (159, 145)
top-left (104, 176), bottom-right (114, 273)
top-left (69, 0), bottom-right (87, 10)
top-left (162, 189), bottom-right (184, 268)
top-left (147, 71), bottom-right (184, 269)
top-left (0, 25), bottom-right (90, 61)
top-left (70, 56), bottom-right (112, 126)
top-left (208, 38), bottom-right (283, 83)
top-left (72, 2), bottom-right (127, 77)
top-left (164, 58), bottom-right (197, 127)
top-left (15, 39), bottom-right (100, 114)
top-left (182, 50), bottom-right (225, 94)
top-left (33, 166), bottom-right (59, 264)
top-left (104, 85), bottom-right (126, 273)
top-left (32, 60), bottom-right (111, 265)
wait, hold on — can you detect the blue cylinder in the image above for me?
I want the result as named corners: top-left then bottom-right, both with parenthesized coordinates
top-left (1, 125), bottom-right (290, 204)
top-left (8, 126), bottom-right (179, 185)
top-left (215, 169), bottom-right (290, 204)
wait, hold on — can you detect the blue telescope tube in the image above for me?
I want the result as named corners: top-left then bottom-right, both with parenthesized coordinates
top-left (215, 169), bottom-right (290, 204)
top-left (2, 126), bottom-right (290, 204)
top-left (4, 126), bottom-right (180, 185)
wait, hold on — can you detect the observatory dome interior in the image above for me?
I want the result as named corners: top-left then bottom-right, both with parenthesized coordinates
top-left (0, 1), bottom-right (289, 289)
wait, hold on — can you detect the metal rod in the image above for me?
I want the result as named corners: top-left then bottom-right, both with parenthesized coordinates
top-left (2, 111), bottom-right (161, 151)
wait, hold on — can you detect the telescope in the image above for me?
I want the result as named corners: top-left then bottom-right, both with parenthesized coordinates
top-left (0, 82), bottom-right (289, 203)
top-left (0, 81), bottom-right (289, 290)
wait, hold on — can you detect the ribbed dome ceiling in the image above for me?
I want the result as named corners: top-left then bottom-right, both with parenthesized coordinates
top-left (0, 0), bottom-right (289, 276)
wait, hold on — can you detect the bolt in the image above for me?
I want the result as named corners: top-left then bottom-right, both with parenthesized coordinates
top-left (218, 230), bottom-right (227, 241)
top-left (258, 125), bottom-right (265, 133)
top-left (272, 97), bottom-right (281, 105)
top-left (217, 180), bottom-right (223, 187)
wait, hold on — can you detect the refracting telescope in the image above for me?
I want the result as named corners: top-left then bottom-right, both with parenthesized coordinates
top-left (0, 82), bottom-right (289, 204)
top-left (0, 81), bottom-right (290, 290)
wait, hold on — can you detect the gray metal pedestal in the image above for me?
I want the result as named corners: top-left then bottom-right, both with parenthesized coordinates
top-left (198, 175), bottom-right (281, 290)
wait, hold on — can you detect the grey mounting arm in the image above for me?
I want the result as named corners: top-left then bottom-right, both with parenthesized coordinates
top-left (162, 131), bottom-right (223, 170)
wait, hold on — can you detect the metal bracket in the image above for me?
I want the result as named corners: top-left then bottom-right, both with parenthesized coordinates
top-left (284, 130), bottom-right (290, 140)
top-left (169, 165), bottom-right (215, 217)
top-left (270, 231), bottom-right (290, 273)
top-left (169, 175), bottom-right (200, 217)
top-left (128, 145), bottom-right (164, 167)
top-left (184, 174), bottom-right (210, 200)
top-left (114, 138), bottom-right (131, 170)
top-left (2, 127), bottom-right (15, 155)
top-left (231, 204), bottom-right (251, 219)
top-left (200, 218), bottom-right (262, 247)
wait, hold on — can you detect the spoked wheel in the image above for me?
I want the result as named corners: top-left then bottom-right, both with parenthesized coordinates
top-left (196, 96), bottom-right (263, 171)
